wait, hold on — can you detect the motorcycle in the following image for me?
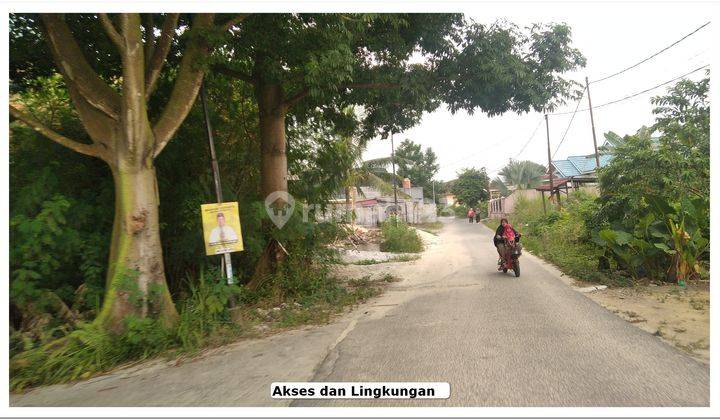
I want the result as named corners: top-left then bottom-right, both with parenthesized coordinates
top-left (498, 237), bottom-right (522, 277)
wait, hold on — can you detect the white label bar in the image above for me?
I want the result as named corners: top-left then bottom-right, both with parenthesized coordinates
top-left (270, 382), bottom-right (450, 399)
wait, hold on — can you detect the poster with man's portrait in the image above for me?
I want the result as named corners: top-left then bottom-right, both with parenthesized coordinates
top-left (201, 202), bottom-right (244, 255)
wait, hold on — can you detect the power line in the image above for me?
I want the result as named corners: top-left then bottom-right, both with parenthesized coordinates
top-left (514, 118), bottom-right (544, 158)
top-left (590, 21), bottom-right (710, 84)
top-left (590, 64), bottom-right (709, 111)
top-left (446, 116), bottom-right (544, 171)
top-left (552, 86), bottom-right (587, 158)
top-left (549, 64), bottom-right (708, 116)
top-left (444, 135), bottom-right (513, 169)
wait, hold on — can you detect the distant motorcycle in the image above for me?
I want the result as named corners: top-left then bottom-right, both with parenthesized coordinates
top-left (498, 237), bottom-right (522, 277)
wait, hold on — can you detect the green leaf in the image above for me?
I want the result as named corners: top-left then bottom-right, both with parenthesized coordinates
top-left (653, 243), bottom-right (675, 254)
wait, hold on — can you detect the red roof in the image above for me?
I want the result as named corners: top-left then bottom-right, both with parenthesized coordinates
top-left (355, 198), bottom-right (379, 206)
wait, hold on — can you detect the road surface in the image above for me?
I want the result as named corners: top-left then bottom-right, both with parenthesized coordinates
top-left (11, 218), bottom-right (709, 406)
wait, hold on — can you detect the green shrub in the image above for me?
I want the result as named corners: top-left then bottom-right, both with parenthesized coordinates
top-left (175, 268), bottom-right (244, 351)
top-left (592, 196), bottom-right (709, 283)
top-left (510, 192), bottom-right (624, 286)
top-left (10, 319), bottom-right (170, 391)
top-left (10, 268), bottom-right (244, 391)
top-left (380, 217), bottom-right (424, 253)
top-left (453, 204), bottom-right (469, 218)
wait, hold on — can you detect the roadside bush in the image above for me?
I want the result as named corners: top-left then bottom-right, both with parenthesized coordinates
top-left (593, 196), bottom-right (709, 283)
top-left (10, 268), bottom-right (244, 391)
top-left (175, 268), bottom-right (245, 351)
top-left (380, 217), bottom-right (424, 253)
top-left (590, 77), bottom-right (709, 285)
top-left (509, 192), bottom-right (622, 285)
top-left (9, 206), bottom-right (364, 391)
top-left (453, 204), bottom-right (469, 218)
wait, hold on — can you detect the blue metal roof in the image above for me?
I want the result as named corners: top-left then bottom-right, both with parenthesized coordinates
top-left (568, 156), bottom-right (593, 173)
top-left (552, 159), bottom-right (581, 177)
top-left (552, 154), bottom-right (614, 177)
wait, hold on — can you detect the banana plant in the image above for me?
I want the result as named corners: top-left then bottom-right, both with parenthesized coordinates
top-left (594, 195), bottom-right (709, 283)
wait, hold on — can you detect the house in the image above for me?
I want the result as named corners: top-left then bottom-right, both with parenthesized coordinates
top-left (324, 180), bottom-right (437, 226)
top-left (438, 192), bottom-right (456, 206)
top-left (550, 153), bottom-right (614, 190)
top-left (488, 150), bottom-right (614, 218)
top-left (487, 188), bottom-right (542, 219)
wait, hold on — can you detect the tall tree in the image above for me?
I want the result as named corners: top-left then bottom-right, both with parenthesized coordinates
top-left (214, 14), bottom-right (584, 282)
top-left (498, 159), bottom-right (546, 189)
top-left (8, 13), bottom-right (238, 332)
top-left (597, 76), bottom-right (710, 227)
top-left (452, 167), bottom-right (490, 207)
top-left (394, 139), bottom-right (439, 198)
top-left (215, 14), bottom-right (584, 201)
top-left (490, 177), bottom-right (510, 197)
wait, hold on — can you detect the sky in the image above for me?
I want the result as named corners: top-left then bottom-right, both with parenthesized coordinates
top-left (361, 3), bottom-right (713, 182)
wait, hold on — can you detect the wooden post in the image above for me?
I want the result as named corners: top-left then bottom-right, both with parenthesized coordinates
top-left (390, 131), bottom-right (399, 226)
top-left (557, 183), bottom-right (563, 210)
top-left (541, 190), bottom-right (547, 215)
top-left (586, 76), bottom-right (601, 169)
top-left (544, 113), bottom-right (557, 209)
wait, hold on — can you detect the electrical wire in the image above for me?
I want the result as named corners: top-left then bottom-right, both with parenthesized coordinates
top-left (552, 86), bottom-right (587, 158)
top-left (589, 64), bottom-right (709, 111)
top-left (514, 118), bottom-right (544, 158)
top-left (549, 64), bottom-right (708, 116)
top-left (445, 116), bottom-right (545, 172)
top-left (443, 135), bottom-right (513, 169)
top-left (590, 21), bottom-right (709, 84)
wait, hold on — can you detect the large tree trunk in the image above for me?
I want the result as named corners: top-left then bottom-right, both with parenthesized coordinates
top-left (96, 161), bottom-right (178, 332)
top-left (95, 15), bottom-right (177, 332)
top-left (257, 82), bottom-right (288, 198)
top-left (12, 13), bottom-right (215, 333)
top-left (246, 82), bottom-right (289, 291)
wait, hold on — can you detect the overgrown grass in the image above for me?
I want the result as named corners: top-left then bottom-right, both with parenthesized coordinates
top-left (10, 268), bottom-right (241, 391)
top-left (10, 251), bottom-right (389, 392)
top-left (353, 254), bottom-right (421, 265)
top-left (379, 217), bottom-right (424, 253)
top-left (489, 191), bottom-right (630, 287)
top-left (249, 274), bottom-right (385, 329)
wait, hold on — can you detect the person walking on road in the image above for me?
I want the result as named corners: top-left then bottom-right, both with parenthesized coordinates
top-left (467, 208), bottom-right (475, 223)
top-left (475, 209), bottom-right (482, 223)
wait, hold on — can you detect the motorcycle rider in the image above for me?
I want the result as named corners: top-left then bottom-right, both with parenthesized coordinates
top-left (494, 218), bottom-right (520, 267)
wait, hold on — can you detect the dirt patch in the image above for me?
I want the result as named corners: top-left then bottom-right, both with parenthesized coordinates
top-left (581, 283), bottom-right (709, 363)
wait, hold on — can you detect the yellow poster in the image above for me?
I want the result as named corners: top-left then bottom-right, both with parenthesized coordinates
top-left (201, 202), bottom-right (244, 255)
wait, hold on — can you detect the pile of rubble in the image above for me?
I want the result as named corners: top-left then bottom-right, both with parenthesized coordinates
top-left (338, 224), bottom-right (382, 248)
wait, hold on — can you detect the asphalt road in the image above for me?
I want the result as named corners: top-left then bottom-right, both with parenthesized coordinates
top-left (11, 218), bottom-right (709, 407)
top-left (296, 219), bottom-right (709, 407)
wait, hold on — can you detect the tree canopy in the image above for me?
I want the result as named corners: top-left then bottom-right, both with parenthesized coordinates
top-left (8, 13), bottom-right (587, 372)
top-left (497, 159), bottom-right (546, 190)
top-left (394, 139), bottom-right (439, 198)
top-left (451, 167), bottom-right (490, 206)
top-left (596, 76), bottom-right (710, 228)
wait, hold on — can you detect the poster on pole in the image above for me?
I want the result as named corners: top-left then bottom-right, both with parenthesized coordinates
top-left (201, 202), bottom-right (244, 255)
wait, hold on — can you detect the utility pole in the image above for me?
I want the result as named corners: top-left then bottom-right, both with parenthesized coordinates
top-left (544, 113), bottom-right (556, 208)
top-left (390, 131), bottom-right (399, 225)
top-left (200, 82), bottom-right (234, 285)
top-left (586, 76), bottom-right (601, 169)
top-left (432, 180), bottom-right (436, 204)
